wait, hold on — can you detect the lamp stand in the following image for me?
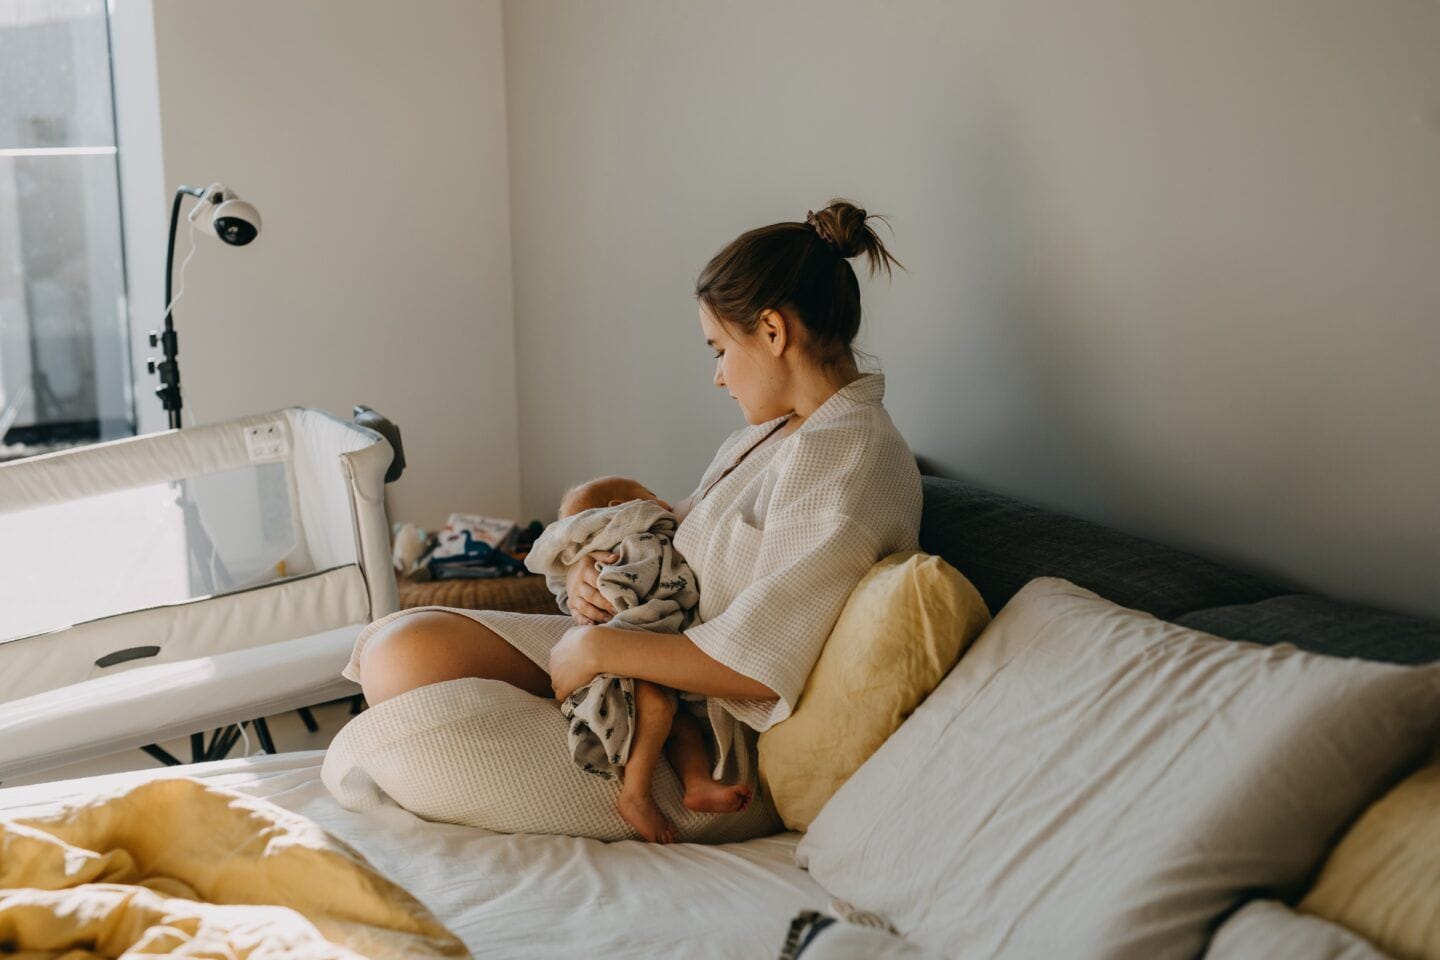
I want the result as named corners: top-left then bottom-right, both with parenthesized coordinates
top-left (152, 185), bottom-right (206, 430)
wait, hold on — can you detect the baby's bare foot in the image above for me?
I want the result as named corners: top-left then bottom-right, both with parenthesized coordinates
top-left (617, 792), bottom-right (678, 843)
top-left (683, 779), bottom-right (752, 814)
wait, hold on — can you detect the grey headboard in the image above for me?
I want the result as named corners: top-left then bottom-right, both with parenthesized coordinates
top-left (918, 475), bottom-right (1440, 665)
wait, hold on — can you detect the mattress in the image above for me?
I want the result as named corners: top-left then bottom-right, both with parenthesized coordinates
top-left (0, 750), bottom-right (831, 958)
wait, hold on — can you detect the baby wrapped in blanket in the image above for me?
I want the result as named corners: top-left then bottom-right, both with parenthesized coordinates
top-left (524, 476), bottom-right (751, 842)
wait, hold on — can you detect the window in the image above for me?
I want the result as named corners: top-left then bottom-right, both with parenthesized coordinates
top-left (0, 0), bottom-right (134, 456)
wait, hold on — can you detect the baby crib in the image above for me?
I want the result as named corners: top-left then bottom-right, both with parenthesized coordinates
top-left (0, 407), bottom-right (399, 781)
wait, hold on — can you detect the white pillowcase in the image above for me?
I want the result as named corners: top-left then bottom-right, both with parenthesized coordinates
top-left (797, 578), bottom-right (1440, 960)
top-left (1205, 901), bottom-right (1389, 960)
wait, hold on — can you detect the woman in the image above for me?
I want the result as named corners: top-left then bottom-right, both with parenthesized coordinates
top-left (326, 199), bottom-right (922, 843)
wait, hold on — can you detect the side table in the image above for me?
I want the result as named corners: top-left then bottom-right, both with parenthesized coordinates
top-left (397, 573), bottom-right (558, 615)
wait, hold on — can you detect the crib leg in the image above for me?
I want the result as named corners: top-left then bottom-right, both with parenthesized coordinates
top-left (198, 726), bottom-right (226, 761)
top-left (296, 707), bottom-right (319, 733)
top-left (349, 694), bottom-right (365, 715)
top-left (253, 717), bottom-right (278, 753)
top-left (209, 724), bottom-right (243, 761)
top-left (142, 743), bottom-right (182, 766)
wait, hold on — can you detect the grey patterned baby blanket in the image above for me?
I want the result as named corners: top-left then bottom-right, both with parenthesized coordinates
top-left (525, 500), bottom-right (703, 778)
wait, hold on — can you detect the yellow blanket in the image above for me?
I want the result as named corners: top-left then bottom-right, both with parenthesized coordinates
top-left (0, 776), bottom-right (469, 959)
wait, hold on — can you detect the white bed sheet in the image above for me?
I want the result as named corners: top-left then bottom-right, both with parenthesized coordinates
top-left (0, 749), bottom-right (831, 959)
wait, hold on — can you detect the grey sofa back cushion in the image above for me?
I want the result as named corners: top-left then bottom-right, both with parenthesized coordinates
top-left (1176, 594), bottom-right (1440, 665)
top-left (919, 476), bottom-right (1282, 621)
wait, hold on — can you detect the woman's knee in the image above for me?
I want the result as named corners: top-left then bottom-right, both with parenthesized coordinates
top-left (358, 610), bottom-right (549, 705)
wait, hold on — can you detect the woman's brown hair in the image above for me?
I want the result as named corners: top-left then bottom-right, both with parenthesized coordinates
top-left (694, 198), bottom-right (903, 369)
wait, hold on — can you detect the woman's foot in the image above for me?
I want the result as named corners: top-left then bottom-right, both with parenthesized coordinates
top-left (682, 778), bottom-right (752, 814)
top-left (617, 791), bottom-right (678, 843)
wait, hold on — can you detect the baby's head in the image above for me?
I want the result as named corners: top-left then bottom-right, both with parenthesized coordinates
top-left (559, 475), bottom-right (672, 519)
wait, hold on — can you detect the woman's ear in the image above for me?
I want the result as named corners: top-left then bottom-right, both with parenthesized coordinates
top-left (757, 308), bottom-right (789, 358)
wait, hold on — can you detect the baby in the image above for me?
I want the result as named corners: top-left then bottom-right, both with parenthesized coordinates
top-left (524, 475), bottom-right (751, 842)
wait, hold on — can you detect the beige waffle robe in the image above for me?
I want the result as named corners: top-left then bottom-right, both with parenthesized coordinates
top-left (323, 373), bottom-right (922, 841)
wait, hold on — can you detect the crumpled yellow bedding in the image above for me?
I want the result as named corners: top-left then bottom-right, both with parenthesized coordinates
top-left (0, 776), bottom-right (469, 959)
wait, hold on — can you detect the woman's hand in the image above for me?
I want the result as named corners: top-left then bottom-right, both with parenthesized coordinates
top-left (548, 625), bottom-right (601, 701)
top-left (566, 551), bottom-right (619, 625)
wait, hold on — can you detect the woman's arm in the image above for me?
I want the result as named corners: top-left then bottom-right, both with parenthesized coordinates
top-left (547, 624), bottom-right (777, 702)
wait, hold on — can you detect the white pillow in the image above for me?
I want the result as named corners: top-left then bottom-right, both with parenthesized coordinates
top-left (1205, 901), bottom-right (1389, 960)
top-left (322, 676), bottom-right (781, 843)
top-left (797, 578), bottom-right (1440, 960)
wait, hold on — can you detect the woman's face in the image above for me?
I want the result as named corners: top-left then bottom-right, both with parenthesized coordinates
top-left (699, 304), bottom-right (787, 424)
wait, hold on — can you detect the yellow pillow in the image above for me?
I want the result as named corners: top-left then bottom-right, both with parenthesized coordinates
top-left (1300, 760), bottom-right (1440, 960)
top-left (758, 550), bottom-right (990, 831)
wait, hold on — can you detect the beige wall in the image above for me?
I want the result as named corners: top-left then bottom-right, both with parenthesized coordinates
top-left (502, 0), bottom-right (1440, 618)
top-left (144, 0), bottom-right (521, 527)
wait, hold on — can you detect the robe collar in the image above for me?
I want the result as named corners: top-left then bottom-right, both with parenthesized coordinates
top-left (701, 373), bottom-right (888, 503)
top-left (800, 372), bottom-right (885, 425)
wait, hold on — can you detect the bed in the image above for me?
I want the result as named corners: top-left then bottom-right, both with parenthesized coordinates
top-left (4, 475), bottom-right (1435, 959)
top-left (0, 750), bottom-right (828, 958)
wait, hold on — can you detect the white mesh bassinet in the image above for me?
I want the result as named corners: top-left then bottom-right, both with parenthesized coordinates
top-left (0, 407), bottom-right (397, 781)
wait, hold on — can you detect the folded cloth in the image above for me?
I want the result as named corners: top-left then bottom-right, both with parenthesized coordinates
top-left (0, 777), bottom-right (468, 959)
top-left (425, 513), bottom-right (528, 580)
top-left (526, 499), bottom-right (703, 778)
top-left (444, 513), bottom-right (522, 552)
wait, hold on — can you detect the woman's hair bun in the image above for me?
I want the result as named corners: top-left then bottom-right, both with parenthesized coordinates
top-left (695, 196), bottom-right (902, 371)
top-left (805, 198), bottom-right (904, 278)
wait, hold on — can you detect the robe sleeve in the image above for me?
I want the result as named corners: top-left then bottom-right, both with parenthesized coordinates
top-left (683, 496), bottom-right (885, 733)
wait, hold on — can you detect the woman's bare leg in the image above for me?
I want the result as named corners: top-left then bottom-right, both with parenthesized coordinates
top-left (358, 610), bottom-right (551, 706)
top-left (616, 680), bottom-right (678, 843)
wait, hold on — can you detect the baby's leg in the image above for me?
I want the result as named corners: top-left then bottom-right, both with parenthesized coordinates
top-left (616, 680), bottom-right (678, 843)
top-left (666, 707), bottom-right (752, 814)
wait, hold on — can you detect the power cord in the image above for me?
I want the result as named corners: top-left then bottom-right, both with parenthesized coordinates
top-left (164, 209), bottom-right (200, 321)
top-left (159, 192), bottom-right (204, 429)
top-left (237, 720), bottom-right (253, 758)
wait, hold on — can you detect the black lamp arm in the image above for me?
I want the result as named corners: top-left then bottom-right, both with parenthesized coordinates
top-left (163, 185), bottom-right (207, 315)
top-left (155, 185), bottom-right (207, 429)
